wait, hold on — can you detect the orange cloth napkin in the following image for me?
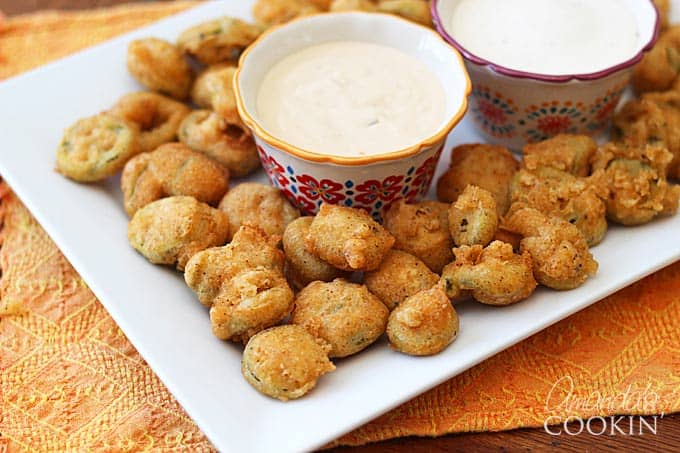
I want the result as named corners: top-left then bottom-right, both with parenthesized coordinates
top-left (0, 3), bottom-right (679, 451)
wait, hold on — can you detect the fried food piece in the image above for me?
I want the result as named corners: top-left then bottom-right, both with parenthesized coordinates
top-left (306, 204), bottom-right (394, 271)
top-left (190, 64), bottom-right (242, 127)
top-left (56, 113), bottom-right (139, 182)
top-left (632, 25), bottom-right (680, 93)
top-left (185, 225), bottom-right (285, 307)
top-left (364, 250), bottom-right (439, 311)
top-left (210, 266), bottom-right (294, 342)
top-left (179, 110), bottom-right (260, 178)
top-left (291, 279), bottom-right (388, 357)
top-left (177, 17), bottom-right (262, 65)
top-left (655, 0), bottom-right (670, 30)
top-left (383, 200), bottom-right (452, 273)
top-left (503, 207), bottom-right (598, 290)
top-left (330, 0), bottom-right (377, 12)
top-left (591, 143), bottom-right (680, 225)
top-left (386, 285), bottom-right (458, 356)
top-left (127, 196), bottom-right (229, 271)
top-left (282, 217), bottom-right (347, 290)
top-left (522, 134), bottom-right (597, 176)
top-left (126, 38), bottom-right (193, 100)
top-left (253, 0), bottom-right (321, 26)
top-left (440, 241), bottom-right (536, 306)
top-left (492, 227), bottom-right (522, 251)
top-left (448, 185), bottom-right (498, 247)
top-left (121, 142), bottom-right (229, 217)
top-left (641, 90), bottom-right (680, 178)
top-left (219, 182), bottom-right (299, 240)
top-left (242, 325), bottom-right (334, 401)
top-left (377, 0), bottom-right (432, 26)
top-left (109, 92), bottom-right (190, 153)
top-left (437, 144), bottom-right (519, 215)
top-left (509, 167), bottom-right (608, 246)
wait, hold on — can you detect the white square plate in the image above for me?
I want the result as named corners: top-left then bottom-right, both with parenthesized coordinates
top-left (0, 2), bottom-right (679, 452)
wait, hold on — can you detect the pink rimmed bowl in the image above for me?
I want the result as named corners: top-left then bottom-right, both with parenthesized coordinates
top-left (234, 12), bottom-right (471, 219)
top-left (432, 0), bottom-right (660, 150)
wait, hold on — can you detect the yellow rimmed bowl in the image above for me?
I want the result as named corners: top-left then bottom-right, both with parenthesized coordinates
top-left (234, 12), bottom-right (471, 219)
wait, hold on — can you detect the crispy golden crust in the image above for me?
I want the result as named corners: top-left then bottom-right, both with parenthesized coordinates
top-left (655, 0), bottom-right (670, 30)
top-left (254, 0), bottom-right (321, 25)
top-left (503, 207), bottom-right (598, 290)
top-left (127, 196), bottom-right (229, 271)
top-left (56, 113), bottom-right (139, 182)
top-left (291, 279), bottom-right (389, 358)
top-left (509, 168), bottom-right (608, 246)
top-left (632, 25), bottom-right (680, 94)
top-left (436, 144), bottom-right (519, 215)
top-left (440, 241), bottom-right (536, 306)
top-left (219, 182), bottom-right (300, 240)
top-left (383, 200), bottom-right (452, 273)
top-left (121, 142), bottom-right (229, 217)
top-left (109, 92), bottom-right (190, 153)
top-left (386, 285), bottom-right (458, 356)
top-left (184, 225), bottom-right (285, 307)
top-left (178, 110), bottom-right (260, 178)
top-left (177, 17), bottom-right (262, 65)
top-left (448, 185), bottom-right (498, 247)
top-left (126, 38), bottom-right (194, 100)
top-left (282, 217), bottom-right (347, 290)
top-left (522, 134), bottom-right (597, 176)
top-left (590, 143), bottom-right (680, 225)
top-left (242, 325), bottom-right (335, 401)
top-left (306, 204), bottom-right (395, 272)
top-left (364, 250), bottom-right (439, 311)
top-left (377, 0), bottom-right (432, 26)
top-left (210, 266), bottom-right (294, 342)
top-left (190, 64), bottom-right (242, 127)
top-left (330, 0), bottom-right (377, 12)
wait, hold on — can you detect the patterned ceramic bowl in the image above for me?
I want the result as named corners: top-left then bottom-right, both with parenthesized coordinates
top-left (432, 0), bottom-right (660, 150)
top-left (234, 12), bottom-right (471, 219)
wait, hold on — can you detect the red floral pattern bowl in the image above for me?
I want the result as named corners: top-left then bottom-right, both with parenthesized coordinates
top-left (432, 0), bottom-right (660, 150)
top-left (234, 12), bottom-right (470, 218)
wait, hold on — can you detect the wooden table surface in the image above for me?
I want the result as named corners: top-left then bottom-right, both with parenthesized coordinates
top-left (1, 1), bottom-right (678, 452)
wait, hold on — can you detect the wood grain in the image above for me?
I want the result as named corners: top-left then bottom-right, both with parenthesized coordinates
top-left (2, 1), bottom-right (677, 452)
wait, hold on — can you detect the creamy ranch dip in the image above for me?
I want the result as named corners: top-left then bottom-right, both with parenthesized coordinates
top-left (256, 41), bottom-right (447, 157)
top-left (448, 0), bottom-right (640, 75)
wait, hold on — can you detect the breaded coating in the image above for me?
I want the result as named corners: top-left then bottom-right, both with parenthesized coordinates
top-left (509, 167), bottom-right (608, 246)
top-left (503, 207), bottom-right (598, 290)
top-left (437, 144), bottom-right (519, 215)
top-left (210, 266), bottom-right (294, 342)
top-left (522, 134), bottom-right (597, 177)
top-left (56, 113), bottom-right (139, 182)
top-left (655, 0), bottom-right (670, 30)
top-left (109, 92), bottom-right (190, 153)
top-left (121, 143), bottom-right (229, 217)
top-left (291, 279), bottom-right (389, 358)
top-left (184, 225), bottom-right (285, 307)
top-left (364, 250), bottom-right (439, 311)
top-left (590, 143), bottom-right (680, 225)
top-left (386, 285), bottom-right (458, 356)
top-left (179, 110), bottom-right (260, 178)
top-left (190, 64), bottom-right (242, 127)
top-left (177, 17), bottom-right (262, 65)
top-left (242, 325), bottom-right (335, 401)
top-left (306, 204), bottom-right (395, 272)
top-left (127, 196), bottom-right (229, 271)
top-left (448, 185), bottom-right (498, 247)
top-left (330, 0), bottom-right (377, 12)
top-left (440, 241), bottom-right (536, 306)
top-left (126, 38), bottom-right (193, 100)
top-left (253, 0), bottom-right (321, 26)
top-left (383, 200), bottom-right (452, 273)
top-left (219, 182), bottom-right (300, 240)
top-left (632, 25), bottom-right (680, 94)
top-left (377, 0), bottom-right (432, 26)
top-left (282, 217), bottom-right (347, 290)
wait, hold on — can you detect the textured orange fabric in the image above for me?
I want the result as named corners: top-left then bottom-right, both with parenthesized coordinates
top-left (0, 3), bottom-right (678, 451)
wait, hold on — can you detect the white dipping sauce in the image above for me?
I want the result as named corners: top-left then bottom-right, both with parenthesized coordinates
top-left (448, 0), bottom-right (640, 75)
top-left (256, 41), bottom-right (447, 157)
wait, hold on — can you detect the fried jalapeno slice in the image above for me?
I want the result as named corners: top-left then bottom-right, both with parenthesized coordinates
top-left (190, 64), bottom-right (242, 127)
top-left (177, 17), bottom-right (262, 65)
top-left (127, 38), bottom-right (194, 100)
top-left (56, 113), bottom-right (139, 182)
top-left (254, 0), bottom-right (321, 26)
top-left (127, 196), bottom-right (229, 271)
top-left (522, 134), bottom-right (597, 176)
top-left (448, 185), bottom-right (499, 247)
